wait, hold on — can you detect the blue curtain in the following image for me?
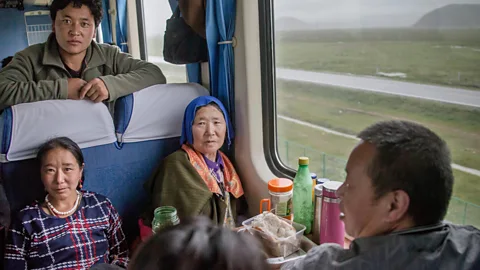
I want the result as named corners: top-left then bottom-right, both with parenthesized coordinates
top-left (100, 0), bottom-right (128, 52)
top-left (167, 0), bottom-right (202, 84)
top-left (206, 0), bottom-right (236, 119)
top-left (116, 0), bottom-right (128, 52)
top-left (100, 0), bottom-right (112, 44)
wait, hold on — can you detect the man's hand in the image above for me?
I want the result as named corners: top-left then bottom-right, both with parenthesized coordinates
top-left (80, 78), bottom-right (109, 103)
top-left (67, 78), bottom-right (87, 100)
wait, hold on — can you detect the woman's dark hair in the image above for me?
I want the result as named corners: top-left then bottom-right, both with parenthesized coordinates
top-left (130, 217), bottom-right (269, 270)
top-left (358, 120), bottom-right (453, 227)
top-left (37, 137), bottom-right (85, 187)
top-left (50, 0), bottom-right (103, 27)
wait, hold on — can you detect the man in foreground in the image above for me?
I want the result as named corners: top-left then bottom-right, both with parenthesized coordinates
top-left (283, 120), bottom-right (480, 269)
top-left (0, 0), bottom-right (166, 113)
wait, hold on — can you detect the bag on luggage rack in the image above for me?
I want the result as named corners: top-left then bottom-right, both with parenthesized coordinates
top-left (163, 6), bottom-right (208, 64)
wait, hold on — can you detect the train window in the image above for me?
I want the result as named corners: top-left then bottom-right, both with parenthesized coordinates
top-left (143, 0), bottom-right (187, 83)
top-left (262, 0), bottom-right (480, 228)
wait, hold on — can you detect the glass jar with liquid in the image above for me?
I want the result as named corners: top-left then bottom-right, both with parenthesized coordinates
top-left (152, 206), bottom-right (180, 233)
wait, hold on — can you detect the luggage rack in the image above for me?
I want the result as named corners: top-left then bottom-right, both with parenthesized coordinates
top-left (24, 10), bottom-right (51, 46)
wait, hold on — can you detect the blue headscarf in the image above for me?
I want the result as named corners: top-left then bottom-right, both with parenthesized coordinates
top-left (180, 96), bottom-right (234, 148)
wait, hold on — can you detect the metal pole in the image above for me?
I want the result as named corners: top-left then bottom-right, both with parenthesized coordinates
top-left (285, 141), bottom-right (289, 166)
top-left (322, 153), bottom-right (326, 178)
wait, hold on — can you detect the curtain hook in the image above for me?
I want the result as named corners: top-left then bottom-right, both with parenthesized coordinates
top-left (218, 37), bottom-right (237, 48)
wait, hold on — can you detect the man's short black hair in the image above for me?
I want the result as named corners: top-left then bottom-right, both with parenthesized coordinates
top-left (50, 0), bottom-right (103, 27)
top-left (358, 120), bottom-right (453, 227)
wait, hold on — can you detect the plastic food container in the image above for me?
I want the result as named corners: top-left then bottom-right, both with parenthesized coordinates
top-left (242, 214), bottom-right (306, 257)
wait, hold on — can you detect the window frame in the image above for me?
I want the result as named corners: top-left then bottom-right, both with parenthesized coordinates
top-left (136, 0), bottom-right (148, 61)
top-left (259, 0), bottom-right (295, 179)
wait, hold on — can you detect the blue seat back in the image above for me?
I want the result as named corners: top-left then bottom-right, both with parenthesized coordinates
top-left (1, 83), bottom-right (209, 242)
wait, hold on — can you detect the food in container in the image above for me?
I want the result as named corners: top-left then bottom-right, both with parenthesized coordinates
top-left (242, 212), bottom-right (306, 257)
top-left (259, 178), bottom-right (293, 220)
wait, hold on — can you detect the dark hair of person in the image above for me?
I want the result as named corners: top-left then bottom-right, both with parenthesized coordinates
top-left (50, 0), bottom-right (103, 27)
top-left (37, 137), bottom-right (85, 188)
top-left (1, 56), bottom-right (13, 68)
top-left (129, 217), bottom-right (269, 270)
top-left (358, 120), bottom-right (453, 227)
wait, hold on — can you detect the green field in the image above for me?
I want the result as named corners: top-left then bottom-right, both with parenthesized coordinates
top-left (275, 28), bottom-right (480, 89)
top-left (276, 80), bottom-right (480, 170)
top-left (276, 80), bottom-right (480, 203)
top-left (274, 79), bottom-right (480, 227)
top-left (273, 29), bottom-right (480, 228)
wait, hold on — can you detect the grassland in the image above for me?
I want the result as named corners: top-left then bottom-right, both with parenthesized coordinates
top-left (275, 29), bottom-right (480, 89)
top-left (274, 65), bottom-right (480, 227)
top-left (275, 80), bottom-right (480, 204)
top-left (276, 80), bottom-right (480, 170)
top-left (273, 28), bottom-right (480, 227)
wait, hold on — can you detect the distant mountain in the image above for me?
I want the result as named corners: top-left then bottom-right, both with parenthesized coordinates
top-left (275, 17), bottom-right (313, 31)
top-left (413, 4), bottom-right (480, 29)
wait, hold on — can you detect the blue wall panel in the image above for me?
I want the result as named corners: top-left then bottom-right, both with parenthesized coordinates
top-left (0, 5), bottom-right (49, 63)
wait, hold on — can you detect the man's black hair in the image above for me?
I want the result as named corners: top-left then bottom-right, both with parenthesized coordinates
top-left (358, 120), bottom-right (454, 227)
top-left (50, 0), bottom-right (103, 27)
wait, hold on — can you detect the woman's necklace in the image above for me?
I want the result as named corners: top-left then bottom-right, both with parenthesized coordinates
top-left (45, 190), bottom-right (81, 216)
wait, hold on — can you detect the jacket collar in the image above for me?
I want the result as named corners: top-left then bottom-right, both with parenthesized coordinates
top-left (350, 223), bottom-right (447, 254)
top-left (42, 33), bottom-right (106, 70)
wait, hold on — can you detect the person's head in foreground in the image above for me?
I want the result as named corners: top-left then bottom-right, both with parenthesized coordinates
top-left (337, 120), bottom-right (454, 238)
top-left (129, 216), bottom-right (269, 270)
top-left (181, 96), bottom-right (234, 162)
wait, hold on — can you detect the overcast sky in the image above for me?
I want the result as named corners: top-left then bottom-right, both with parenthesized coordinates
top-left (142, 0), bottom-right (480, 36)
top-left (274, 0), bottom-right (480, 28)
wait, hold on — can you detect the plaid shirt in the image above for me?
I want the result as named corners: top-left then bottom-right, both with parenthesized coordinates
top-left (4, 191), bottom-right (129, 269)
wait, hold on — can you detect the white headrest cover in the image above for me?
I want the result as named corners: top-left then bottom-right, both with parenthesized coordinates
top-left (3, 100), bottom-right (115, 162)
top-left (119, 83), bottom-right (209, 143)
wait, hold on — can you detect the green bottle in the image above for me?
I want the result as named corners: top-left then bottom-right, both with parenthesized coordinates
top-left (293, 157), bottom-right (313, 234)
top-left (152, 206), bottom-right (180, 233)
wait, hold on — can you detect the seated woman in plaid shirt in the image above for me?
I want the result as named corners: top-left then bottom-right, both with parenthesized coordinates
top-left (4, 137), bottom-right (129, 269)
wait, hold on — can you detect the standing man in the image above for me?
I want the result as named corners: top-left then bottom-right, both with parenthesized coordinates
top-left (0, 0), bottom-right (166, 113)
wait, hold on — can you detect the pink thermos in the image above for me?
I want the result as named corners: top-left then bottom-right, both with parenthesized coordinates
top-left (320, 181), bottom-right (344, 245)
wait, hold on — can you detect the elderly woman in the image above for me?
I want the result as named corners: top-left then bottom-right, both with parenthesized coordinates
top-left (144, 96), bottom-right (245, 228)
top-left (4, 137), bottom-right (129, 269)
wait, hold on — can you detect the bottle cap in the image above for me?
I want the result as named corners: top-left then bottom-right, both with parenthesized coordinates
top-left (314, 184), bottom-right (323, 196)
top-left (322, 181), bottom-right (343, 198)
top-left (268, 178), bottom-right (293, 192)
top-left (298, 157), bottom-right (309, 165)
top-left (310, 173), bottom-right (317, 179)
top-left (316, 178), bottom-right (330, 185)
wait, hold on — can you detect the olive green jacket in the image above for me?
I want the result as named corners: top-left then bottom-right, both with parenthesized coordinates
top-left (0, 34), bottom-right (166, 113)
top-left (144, 149), bottom-right (238, 226)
